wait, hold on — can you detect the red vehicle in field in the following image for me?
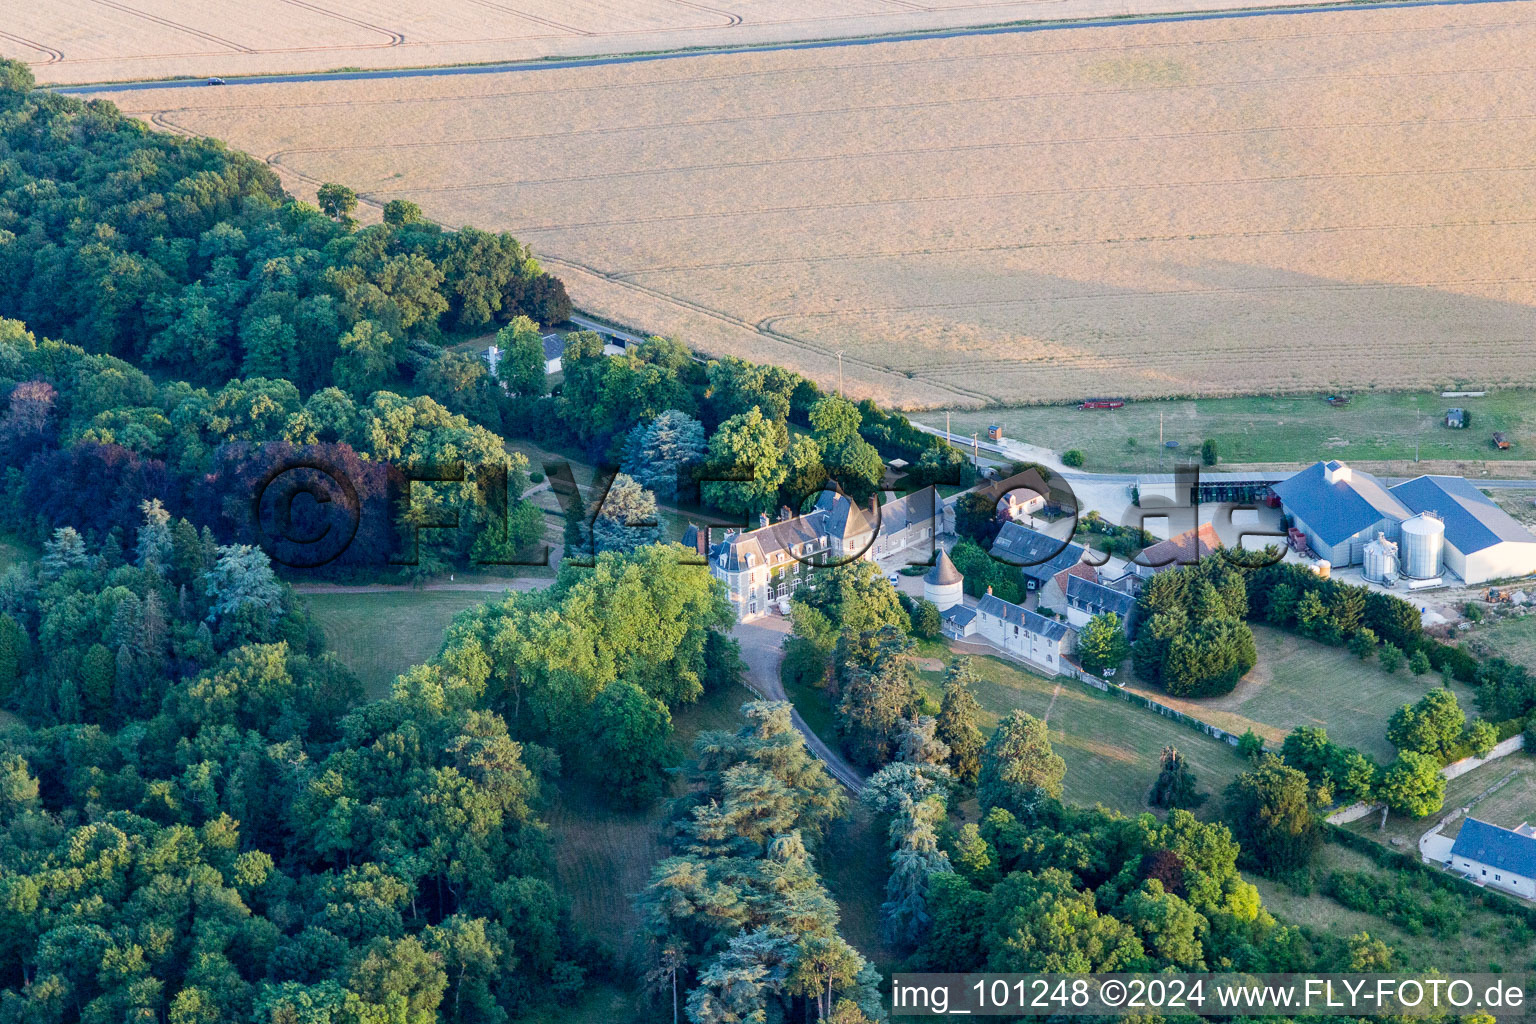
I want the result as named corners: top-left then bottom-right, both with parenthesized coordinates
top-left (1078, 397), bottom-right (1125, 409)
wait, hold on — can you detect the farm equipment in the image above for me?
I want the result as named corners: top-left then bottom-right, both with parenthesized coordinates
top-left (1287, 527), bottom-right (1312, 555)
top-left (1079, 397), bottom-right (1124, 410)
top-left (1488, 587), bottom-right (1513, 603)
top-left (1325, 394), bottom-right (1351, 406)
top-left (1493, 432), bottom-right (1511, 450)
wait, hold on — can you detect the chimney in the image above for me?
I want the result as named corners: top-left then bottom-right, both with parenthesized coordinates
top-left (759, 512), bottom-right (770, 529)
top-left (779, 505), bottom-right (792, 522)
top-left (869, 495), bottom-right (880, 517)
top-left (986, 585), bottom-right (993, 595)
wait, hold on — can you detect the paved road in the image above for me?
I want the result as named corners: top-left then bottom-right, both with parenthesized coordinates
top-left (54, 0), bottom-right (1512, 96)
top-left (733, 617), bottom-right (866, 793)
top-left (567, 313), bottom-right (652, 349)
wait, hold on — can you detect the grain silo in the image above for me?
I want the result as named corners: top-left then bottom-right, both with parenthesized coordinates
top-left (1399, 512), bottom-right (1445, 580)
top-left (1362, 532), bottom-right (1399, 584)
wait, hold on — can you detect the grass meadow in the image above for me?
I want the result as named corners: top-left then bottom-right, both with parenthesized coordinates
top-left (303, 589), bottom-right (498, 697)
top-left (0, 535), bottom-right (32, 576)
top-left (942, 390), bottom-right (1536, 474)
top-left (1123, 626), bottom-right (1479, 763)
top-left (913, 649), bottom-right (1247, 816)
top-left (1465, 612), bottom-right (1536, 675)
top-left (1346, 759), bottom-right (1536, 849)
top-left (1249, 844), bottom-right (1536, 973)
top-left (791, 641), bottom-right (1248, 818)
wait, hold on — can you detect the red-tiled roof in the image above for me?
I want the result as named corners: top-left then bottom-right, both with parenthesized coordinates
top-left (1136, 522), bottom-right (1221, 570)
top-left (1052, 560), bottom-right (1099, 593)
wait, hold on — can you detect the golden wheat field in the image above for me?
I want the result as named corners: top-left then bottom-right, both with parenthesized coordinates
top-left (0, 0), bottom-right (1304, 86)
top-left (102, 2), bottom-right (1536, 409)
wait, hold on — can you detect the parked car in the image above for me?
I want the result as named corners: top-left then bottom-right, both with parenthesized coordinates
top-left (207, 77), bottom-right (226, 85)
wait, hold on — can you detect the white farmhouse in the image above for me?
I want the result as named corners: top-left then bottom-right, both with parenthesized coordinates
top-left (541, 334), bottom-right (564, 375)
top-left (1447, 818), bottom-right (1536, 899)
top-left (970, 590), bottom-right (1070, 675)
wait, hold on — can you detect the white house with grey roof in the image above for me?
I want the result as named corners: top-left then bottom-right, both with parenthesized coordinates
top-left (707, 486), bottom-right (943, 621)
top-left (1388, 475), bottom-right (1536, 585)
top-left (1271, 460), bottom-right (1411, 566)
top-left (971, 591), bottom-right (1071, 674)
top-left (541, 334), bottom-right (564, 375)
top-left (989, 521), bottom-right (1088, 595)
top-left (1064, 574), bottom-right (1138, 632)
top-left (869, 486), bottom-right (942, 562)
top-left (1447, 818), bottom-right (1536, 899)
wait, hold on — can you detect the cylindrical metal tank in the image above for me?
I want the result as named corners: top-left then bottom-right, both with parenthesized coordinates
top-left (1399, 513), bottom-right (1445, 580)
top-left (1362, 533), bottom-right (1399, 584)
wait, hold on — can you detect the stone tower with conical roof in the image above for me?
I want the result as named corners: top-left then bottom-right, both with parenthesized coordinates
top-left (923, 548), bottom-right (964, 611)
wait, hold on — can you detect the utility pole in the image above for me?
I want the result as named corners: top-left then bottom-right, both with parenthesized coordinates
top-left (946, 410), bottom-right (951, 443)
top-left (1159, 411), bottom-right (1164, 446)
top-left (836, 351), bottom-right (844, 396)
top-left (973, 432), bottom-right (979, 469)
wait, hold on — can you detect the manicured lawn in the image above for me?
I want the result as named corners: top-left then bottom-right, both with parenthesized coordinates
top-left (1123, 626), bottom-right (1478, 763)
top-left (818, 799), bottom-right (900, 973)
top-left (942, 389), bottom-right (1536, 473)
top-left (912, 651), bottom-right (1246, 817)
top-left (1248, 844), bottom-right (1536, 973)
top-left (512, 437), bottom-right (717, 544)
top-left (1449, 763), bottom-right (1536, 838)
top-left (303, 590), bottom-right (501, 698)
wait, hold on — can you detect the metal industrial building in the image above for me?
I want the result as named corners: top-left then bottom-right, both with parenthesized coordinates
top-left (1272, 461), bottom-right (1536, 585)
top-left (1270, 460), bottom-right (1411, 567)
top-left (1388, 475), bottom-right (1536, 585)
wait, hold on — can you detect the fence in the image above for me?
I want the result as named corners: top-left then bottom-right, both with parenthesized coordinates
top-left (1060, 659), bottom-right (1248, 748)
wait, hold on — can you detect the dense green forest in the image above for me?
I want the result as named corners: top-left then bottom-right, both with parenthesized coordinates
top-left (0, 517), bottom-right (599, 1023)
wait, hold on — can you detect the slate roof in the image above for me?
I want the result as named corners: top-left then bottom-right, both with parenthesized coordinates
top-left (1451, 818), bottom-right (1536, 878)
top-left (989, 522), bottom-right (1086, 583)
top-left (816, 490), bottom-right (873, 543)
top-left (925, 549), bottom-right (963, 586)
top-left (541, 334), bottom-right (564, 361)
top-left (878, 486), bottom-right (939, 536)
top-left (941, 604), bottom-right (976, 629)
top-left (976, 593), bottom-right (1070, 641)
top-left (710, 510), bottom-right (829, 572)
top-left (1271, 461), bottom-right (1411, 546)
top-left (1390, 475), bottom-right (1536, 555)
top-left (1066, 574), bottom-right (1137, 619)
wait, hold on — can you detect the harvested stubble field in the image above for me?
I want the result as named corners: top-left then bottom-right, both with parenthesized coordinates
top-left (101, 2), bottom-right (1536, 409)
top-left (5, 0), bottom-right (1314, 86)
